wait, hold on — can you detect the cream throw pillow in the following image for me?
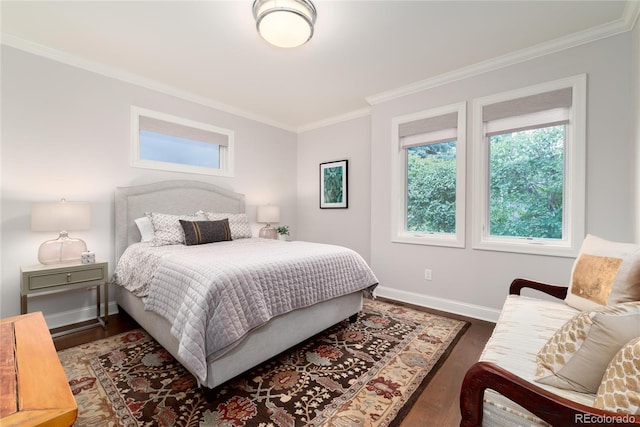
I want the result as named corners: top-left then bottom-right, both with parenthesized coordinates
top-left (565, 235), bottom-right (640, 311)
top-left (608, 249), bottom-right (640, 305)
top-left (594, 337), bottom-right (640, 415)
top-left (535, 302), bottom-right (640, 394)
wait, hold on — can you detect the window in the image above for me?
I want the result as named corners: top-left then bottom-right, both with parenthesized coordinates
top-left (391, 102), bottom-right (466, 247)
top-left (131, 106), bottom-right (234, 177)
top-left (472, 75), bottom-right (586, 256)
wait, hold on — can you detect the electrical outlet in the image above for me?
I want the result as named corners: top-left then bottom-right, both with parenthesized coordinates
top-left (424, 269), bottom-right (432, 281)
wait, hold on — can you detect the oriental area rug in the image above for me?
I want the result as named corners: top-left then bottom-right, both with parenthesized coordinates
top-left (58, 299), bottom-right (468, 427)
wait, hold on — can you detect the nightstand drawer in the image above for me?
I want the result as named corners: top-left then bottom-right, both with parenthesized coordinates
top-left (27, 267), bottom-right (105, 291)
top-left (20, 261), bottom-right (109, 330)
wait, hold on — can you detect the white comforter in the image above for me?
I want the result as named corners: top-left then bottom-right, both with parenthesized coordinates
top-left (113, 238), bottom-right (378, 384)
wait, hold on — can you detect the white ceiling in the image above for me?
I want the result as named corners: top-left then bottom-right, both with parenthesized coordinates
top-left (1, 1), bottom-right (637, 131)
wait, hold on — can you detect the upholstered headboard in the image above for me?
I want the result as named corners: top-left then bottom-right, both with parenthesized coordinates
top-left (114, 180), bottom-right (246, 262)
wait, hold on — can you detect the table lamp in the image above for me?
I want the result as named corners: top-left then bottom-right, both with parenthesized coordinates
top-left (31, 198), bottom-right (91, 264)
top-left (257, 205), bottom-right (280, 239)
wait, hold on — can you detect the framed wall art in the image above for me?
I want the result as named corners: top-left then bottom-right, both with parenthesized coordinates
top-left (320, 159), bottom-right (348, 209)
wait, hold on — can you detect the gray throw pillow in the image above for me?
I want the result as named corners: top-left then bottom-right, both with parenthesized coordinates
top-left (180, 219), bottom-right (232, 246)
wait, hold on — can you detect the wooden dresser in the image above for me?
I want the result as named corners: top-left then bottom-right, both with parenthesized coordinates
top-left (0, 312), bottom-right (77, 426)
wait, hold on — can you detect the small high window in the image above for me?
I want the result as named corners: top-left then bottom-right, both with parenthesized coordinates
top-left (131, 106), bottom-right (234, 177)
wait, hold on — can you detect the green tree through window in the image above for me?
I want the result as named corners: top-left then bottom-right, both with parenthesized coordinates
top-left (488, 125), bottom-right (564, 238)
top-left (406, 141), bottom-right (457, 233)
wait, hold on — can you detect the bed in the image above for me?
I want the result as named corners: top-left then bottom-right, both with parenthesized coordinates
top-left (113, 180), bottom-right (378, 389)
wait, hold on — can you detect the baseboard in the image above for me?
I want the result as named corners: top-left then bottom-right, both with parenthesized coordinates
top-left (42, 290), bottom-right (500, 328)
top-left (374, 286), bottom-right (500, 323)
top-left (43, 301), bottom-right (120, 329)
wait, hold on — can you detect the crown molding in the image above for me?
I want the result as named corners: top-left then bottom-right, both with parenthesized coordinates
top-left (623, 0), bottom-right (640, 29)
top-left (297, 107), bottom-right (371, 133)
top-left (366, 16), bottom-right (633, 106)
top-left (0, 33), bottom-right (297, 133)
top-left (2, 2), bottom-right (637, 135)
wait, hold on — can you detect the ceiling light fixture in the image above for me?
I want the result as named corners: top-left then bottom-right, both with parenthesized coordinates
top-left (253, 0), bottom-right (317, 48)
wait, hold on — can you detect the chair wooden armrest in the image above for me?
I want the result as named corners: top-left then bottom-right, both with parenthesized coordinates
top-left (460, 361), bottom-right (640, 427)
top-left (509, 278), bottom-right (568, 300)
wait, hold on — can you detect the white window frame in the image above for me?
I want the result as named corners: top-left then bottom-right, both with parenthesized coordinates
top-left (391, 102), bottom-right (466, 248)
top-left (131, 106), bottom-right (234, 177)
top-left (472, 75), bottom-right (586, 257)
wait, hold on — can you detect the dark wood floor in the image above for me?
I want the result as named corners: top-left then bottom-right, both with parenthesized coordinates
top-left (390, 301), bottom-right (495, 426)
top-left (53, 300), bottom-right (495, 427)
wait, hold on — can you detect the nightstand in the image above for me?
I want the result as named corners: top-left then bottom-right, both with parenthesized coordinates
top-left (20, 261), bottom-right (108, 336)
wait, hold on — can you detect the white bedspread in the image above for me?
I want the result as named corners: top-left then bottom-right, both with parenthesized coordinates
top-left (113, 238), bottom-right (378, 384)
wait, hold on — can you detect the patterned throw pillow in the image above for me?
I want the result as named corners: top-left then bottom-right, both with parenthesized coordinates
top-left (146, 212), bottom-right (206, 246)
top-left (535, 302), bottom-right (640, 393)
top-left (594, 337), bottom-right (640, 415)
top-left (204, 212), bottom-right (252, 239)
top-left (565, 235), bottom-right (640, 311)
top-left (179, 219), bottom-right (232, 245)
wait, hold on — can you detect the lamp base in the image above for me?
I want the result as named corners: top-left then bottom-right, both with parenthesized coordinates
top-left (259, 225), bottom-right (278, 240)
top-left (38, 232), bottom-right (88, 265)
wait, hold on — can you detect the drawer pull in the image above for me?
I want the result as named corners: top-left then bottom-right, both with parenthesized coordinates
top-left (67, 273), bottom-right (72, 283)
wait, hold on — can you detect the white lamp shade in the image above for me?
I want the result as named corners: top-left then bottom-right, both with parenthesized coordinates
top-left (253, 0), bottom-right (316, 48)
top-left (257, 205), bottom-right (280, 224)
top-left (31, 200), bottom-right (91, 232)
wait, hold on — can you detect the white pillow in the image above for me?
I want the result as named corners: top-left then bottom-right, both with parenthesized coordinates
top-left (134, 217), bottom-right (155, 242)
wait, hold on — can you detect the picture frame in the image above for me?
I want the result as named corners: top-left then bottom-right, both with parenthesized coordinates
top-left (320, 159), bottom-right (348, 209)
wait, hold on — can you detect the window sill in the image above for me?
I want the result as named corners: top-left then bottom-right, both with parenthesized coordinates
top-left (132, 159), bottom-right (234, 177)
top-left (392, 233), bottom-right (464, 248)
top-left (472, 239), bottom-right (578, 258)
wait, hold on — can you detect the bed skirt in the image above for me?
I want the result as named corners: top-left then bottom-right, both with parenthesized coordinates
top-left (115, 287), bottom-right (364, 388)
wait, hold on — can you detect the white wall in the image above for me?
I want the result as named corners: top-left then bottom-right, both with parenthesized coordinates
top-left (634, 17), bottom-right (640, 243)
top-left (297, 115), bottom-right (371, 262)
top-left (3, 28), bottom-right (637, 327)
top-left (1, 46), bottom-right (298, 325)
top-left (368, 33), bottom-right (634, 320)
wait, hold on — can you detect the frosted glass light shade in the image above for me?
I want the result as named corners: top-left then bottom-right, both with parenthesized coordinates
top-left (257, 205), bottom-right (280, 240)
top-left (38, 232), bottom-right (88, 265)
top-left (31, 199), bottom-right (91, 264)
top-left (253, 0), bottom-right (317, 48)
